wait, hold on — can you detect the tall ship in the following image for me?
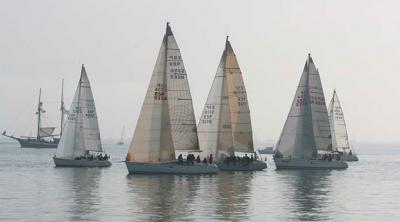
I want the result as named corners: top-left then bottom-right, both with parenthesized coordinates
top-left (125, 23), bottom-right (218, 174)
top-left (328, 90), bottom-right (359, 161)
top-left (197, 37), bottom-right (267, 171)
top-left (273, 54), bottom-right (348, 169)
top-left (2, 82), bottom-right (66, 148)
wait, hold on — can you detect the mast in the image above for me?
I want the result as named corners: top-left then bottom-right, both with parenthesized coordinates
top-left (60, 79), bottom-right (65, 136)
top-left (36, 88), bottom-right (42, 140)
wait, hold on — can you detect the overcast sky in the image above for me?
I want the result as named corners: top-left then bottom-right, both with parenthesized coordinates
top-left (1, 0), bottom-right (399, 145)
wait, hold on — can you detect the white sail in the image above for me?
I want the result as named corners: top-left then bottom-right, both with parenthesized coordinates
top-left (198, 39), bottom-right (235, 161)
top-left (225, 40), bottom-right (254, 153)
top-left (118, 126), bottom-right (125, 144)
top-left (166, 28), bottom-right (199, 151)
top-left (328, 90), bottom-right (350, 151)
top-left (39, 127), bottom-right (56, 137)
top-left (308, 60), bottom-right (332, 152)
top-left (276, 54), bottom-right (331, 159)
top-left (127, 23), bottom-right (175, 163)
top-left (55, 65), bottom-right (102, 159)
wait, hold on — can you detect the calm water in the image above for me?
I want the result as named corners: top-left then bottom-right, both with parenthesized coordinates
top-left (0, 143), bottom-right (399, 221)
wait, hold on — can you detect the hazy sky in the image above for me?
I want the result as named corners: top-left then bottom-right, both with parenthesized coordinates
top-left (1, 0), bottom-right (399, 145)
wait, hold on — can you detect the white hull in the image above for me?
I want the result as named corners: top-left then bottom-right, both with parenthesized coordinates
top-left (126, 162), bottom-right (219, 174)
top-left (53, 157), bottom-right (111, 167)
top-left (274, 158), bottom-right (348, 169)
top-left (343, 154), bottom-right (359, 161)
top-left (217, 160), bottom-right (267, 171)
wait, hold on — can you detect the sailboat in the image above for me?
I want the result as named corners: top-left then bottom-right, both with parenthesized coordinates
top-left (274, 54), bottom-right (348, 169)
top-left (117, 126), bottom-right (125, 145)
top-left (2, 82), bottom-right (66, 148)
top-left (197, 37), bottom-right (267, 171)
top-left (125, 23), bottom-right (218, 174)
top-left (328, 90), bottom-right (358, 161)
top-left (53, 65), bottom-right (111, 167)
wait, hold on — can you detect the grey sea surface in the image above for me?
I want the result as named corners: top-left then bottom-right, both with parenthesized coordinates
top-left (0, 143), bottom-right (399, 221)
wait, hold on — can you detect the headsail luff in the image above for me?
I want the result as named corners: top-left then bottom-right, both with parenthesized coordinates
top-left (127, 23), bottom-right (175, 163)
top-left (224, 38), bottom-right (254, 153)
top-left (198, 38), bottom-right (235, 161)
top-left (56, 65), bottom-right (102, 159)
top-left (328, 90), bottom-right (350, 151)
top-left (165, 25), bottom-right (199, 151)
top-left (276, 54), bottom-right (333, 159)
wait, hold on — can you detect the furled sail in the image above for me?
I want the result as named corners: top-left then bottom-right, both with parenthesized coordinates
top-left (127, 23), bottom-right (175, 163)
top-left (224, 39), bottom-right (254, 153)
top-left (39, 127), bottom-right (56, 137)
top-left (55, 65), bottom-right (102, 159)
top-left (275, 54), bottom-right (331, 159)
top-left (328, 90), bottom-right (350, 151)
top-left (165, 26), bottom-right (199, 151)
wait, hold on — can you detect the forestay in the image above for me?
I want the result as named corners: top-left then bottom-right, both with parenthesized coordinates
top-left (127, 23), bottom-right (175, 163)
top-left (328, 90), bottom-right (350, 151)
top-left (55, 65), bottom-right (102, 159)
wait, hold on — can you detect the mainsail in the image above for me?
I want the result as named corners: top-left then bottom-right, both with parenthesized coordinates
top-left (225, 39), bottom-right (254, 153)
top-left (198, 37), bottom-right (253, 160)
top-left (275, 54), bottom-right (331, 159)
top-left (127, 23), bottom-right (176, 163)
top-left (165, 25), bottom-right (199, 151)
top-left (55, 65), bottom-right (102, 159)
top-left (328, 90), bottom-right (350, 151)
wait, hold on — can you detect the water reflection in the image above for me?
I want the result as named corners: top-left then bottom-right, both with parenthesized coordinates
top-left (126, 175), bottom-right (200, 221)
top-left (214, 172), bottom-right (253, 221)
top-left (60, 168), bottom-right (102, 221)
top-left (278, 170), bottom-right (332, 221)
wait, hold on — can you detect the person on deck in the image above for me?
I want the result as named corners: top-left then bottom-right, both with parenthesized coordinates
top-left (209, 154), bottom-right (213, 164)
top-left (178, 154), bottom-right (183, 164)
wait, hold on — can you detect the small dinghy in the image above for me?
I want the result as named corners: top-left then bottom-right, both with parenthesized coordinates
top-left (125, 23), bottom-right (218, 174)
top-left (53, 65), bottom-right (111, 167)
top-left (274, 54), bottom-right (348, 170)
top-left (328, 90), bottom-right (359, 161)
top-left (197, 37), bottom-right (266, 171)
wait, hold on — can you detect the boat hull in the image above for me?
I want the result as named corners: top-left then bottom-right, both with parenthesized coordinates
top-left (126, 162), bottom-right (219, 174)
top-left (343, 154), bottom-right (359, 161)
top-left (274, 158), bottom-right (348, 169)
top-left (8, 137), bottom-right (59, 148)
top-left (53, 157), bottom-right (111, 167)
top-left (217, 160), bottom-right (267, 171)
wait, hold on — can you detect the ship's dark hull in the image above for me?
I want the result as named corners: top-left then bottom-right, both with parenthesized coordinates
top-left (16, 138), bottom-right (59, 148)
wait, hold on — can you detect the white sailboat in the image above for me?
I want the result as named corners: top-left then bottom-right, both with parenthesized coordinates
top-left (125, 23), bottom-right (218, 174)
top-left (197, 37), bottom-right (267, 171)
top-left (328, 90), bottom-right (358, 161)
top-left (53, 65), bottom-right (111, 167)
top-left (117, 126), bottom-right (125, 145)
top-left (274, 54), bottom-right (348, 169)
